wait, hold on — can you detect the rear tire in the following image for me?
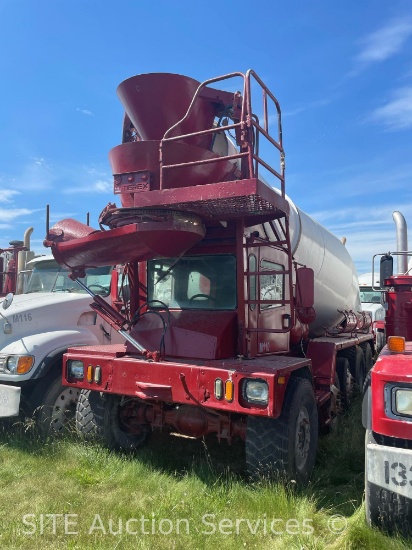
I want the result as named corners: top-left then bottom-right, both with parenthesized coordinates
top-left (339, 346), bottom-right (365, 391)
top-left (76, 390), bottom-right (150, 451)
top-left (245, 377), bottom-right (318, 485)
top-left (336, 357), bottom-right (353, 410)
top-left (355, 347), bottom-right (367, 389)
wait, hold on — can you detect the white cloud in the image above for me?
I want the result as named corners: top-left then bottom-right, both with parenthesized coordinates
top-left (5, 159), bottom-right (112, 195)
top-left (12, 157), bottom-right (55, 191)
top-left (85, 167), bottom-right (109, 178)
top-left (33, 157), bottom-right (46, 166)
top-left (0, 189), bottom-right (20, 203)
top-left (0, 207), bottom-right (35, 221)
top-left (94, 180), bottom-right (111, 193)
top-left (62, 179), bottom-right (112, 195)
top-left (356, 19), bottom-right (412, 64)
top-left (368, 87), bottom-right (412, 131)
top-left (76, 107), bottom-right (94, 116)
top-left (347, 18), bottom-right (412, 78)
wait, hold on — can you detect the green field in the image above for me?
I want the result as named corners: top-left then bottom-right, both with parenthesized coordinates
top-left (0, 397), bottom-right (409, 550)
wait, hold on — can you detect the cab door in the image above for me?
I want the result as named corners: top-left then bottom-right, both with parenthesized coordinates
top-left (247, 244), bottom-right (290, 355)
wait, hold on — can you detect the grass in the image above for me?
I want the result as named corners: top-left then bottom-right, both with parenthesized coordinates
top-left (0, 397), bottom-right (410, 549)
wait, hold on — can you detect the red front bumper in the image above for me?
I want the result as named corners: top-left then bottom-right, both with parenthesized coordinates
top-left (64, 344), bottom-right (312, 419)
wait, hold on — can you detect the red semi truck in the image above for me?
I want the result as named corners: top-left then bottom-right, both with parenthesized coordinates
top-left (44, 70), bottom-right (374, 484)
top-left (364, 211), bottom-right (412, 535)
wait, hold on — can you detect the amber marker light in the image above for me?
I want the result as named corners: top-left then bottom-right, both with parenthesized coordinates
top-left (16, 356), bottom-right (35, 374)
top-left (387, 336), bottom-right (406, 353)
top-left (225, 380), bottom-right (234, 402)
top-left (87, 365), bottom-right (94, 383)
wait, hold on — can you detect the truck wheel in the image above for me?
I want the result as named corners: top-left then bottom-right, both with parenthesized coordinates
top-left (339, 347), bottom-right (365, 391)
top-left (365, 430), bottom-right (412, 537)
top-left (29, 372), bottom-right (80, 436)
top-left (325, 372), bottom-right (343, 433)
top-left (334, 368), bottom-right (347, 414)
top-left (355, 348), bottom-right (367, 389)
top-left (360, 342), bottom-right (374, 373)
top-left (376, 331), bottom-right (385, 354)
top-left (336, 357), bottom-right (353, 410)
top-left (76, 390), bottom-right (150, 451)
top-left (245, 377), bottom-right (318, 485)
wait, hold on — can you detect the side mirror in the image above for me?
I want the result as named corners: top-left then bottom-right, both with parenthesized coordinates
top-left (296, 267), bottom-right (314, 308)
top-left (2, 293), bottom-right (14, 310)
top-left (380, 255), bottom-right (393, 287)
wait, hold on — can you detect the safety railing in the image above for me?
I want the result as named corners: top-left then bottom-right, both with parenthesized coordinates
top-left (159, 70), bottom-right (285, 198)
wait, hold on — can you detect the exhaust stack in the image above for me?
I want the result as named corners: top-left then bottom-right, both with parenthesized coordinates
top-left (16, 227), bottom-right (33, 294)
top-left (392, 211), bottom-right (408, 274)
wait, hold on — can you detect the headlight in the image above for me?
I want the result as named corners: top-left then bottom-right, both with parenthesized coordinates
top-left (6, 356), bottom-right (18, 373)
top-left (243, 379), bottom-right (269, 405)
top-left (67, 360), bottom-right (84, 380)
top-left (394, 388), bottom-right (412, 417)
top-left (0, 355), bottom-right (35, 374)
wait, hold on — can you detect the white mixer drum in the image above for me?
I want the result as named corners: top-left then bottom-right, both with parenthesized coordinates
top-left (263, 193), bottom-right (361, 337)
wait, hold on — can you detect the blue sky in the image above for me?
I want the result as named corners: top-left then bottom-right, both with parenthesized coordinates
top-left (0, 0), bottom-right (411, 275)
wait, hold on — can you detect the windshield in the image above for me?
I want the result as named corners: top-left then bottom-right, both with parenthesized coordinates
top-left (25, 260), bottom-right (112, 296)
top-left (147, 254), bottom-right (237, 310)
top-left (359, 286), bottom-right (381, 304)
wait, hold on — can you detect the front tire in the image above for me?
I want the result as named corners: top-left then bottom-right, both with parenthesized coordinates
top-left (29, 371), bottom-right (80, 436)
top-left (246, 377), bottom-right (318, 485)
top-left (76, 390), bottom-right (150, 451)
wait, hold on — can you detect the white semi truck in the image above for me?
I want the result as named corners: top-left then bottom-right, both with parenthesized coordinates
top-left (359, 272), bottom-right (386, 354)
top-left (0, 253), bottom-right (124, 432)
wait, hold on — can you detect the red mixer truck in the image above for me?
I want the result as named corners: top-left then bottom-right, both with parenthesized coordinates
top-left (44, 70), bottom-right (373, 484)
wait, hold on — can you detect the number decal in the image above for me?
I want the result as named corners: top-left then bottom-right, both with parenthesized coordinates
top-left (12, 313), bottom-right (33, 323)
top-left (384, 460), bottom-right (389, 484)
top-left (391, 462), bottom-right (408, 486)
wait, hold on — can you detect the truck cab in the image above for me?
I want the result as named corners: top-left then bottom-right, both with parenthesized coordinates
top-left (0, 255), bottom-right (124, 432)
top-left (358, 272), bottom-right (385, 353)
